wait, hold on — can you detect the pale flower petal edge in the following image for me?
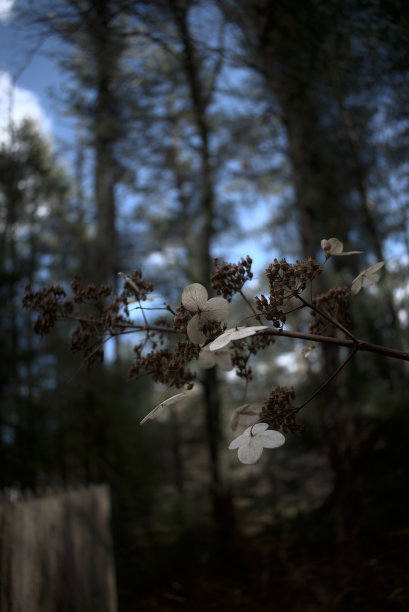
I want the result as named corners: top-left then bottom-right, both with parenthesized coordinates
top-left (181, 283), bottom-right (208, 311)
top-left (140, 393), bottom-right (186, 425)
top-left (209, 326), bottom-right (269, 351)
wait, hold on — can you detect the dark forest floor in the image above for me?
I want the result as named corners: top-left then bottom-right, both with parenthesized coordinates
top-left (118, 521), bottom-right (409, 611)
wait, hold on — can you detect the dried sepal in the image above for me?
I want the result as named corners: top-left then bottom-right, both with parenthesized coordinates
top-left (197, 345), bottom-right (233, 371)
top-left (140, 393), bottom-right (186, 425)
top-left (351, 261), bottom-right (385, 296)
top-left (181, 283), bottom-right (230, 345)
top-left (209, 326), bottom-right (269, 351)
top-left (321, 237), bottom-right (363, 260)
top-left (230, 403), bottom-right (261, 431)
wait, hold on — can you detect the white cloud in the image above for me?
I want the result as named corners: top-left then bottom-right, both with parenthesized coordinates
top-left (0, 71), bottom-right (52, 143)
top-left (0, 0), bottom-right (15, 24)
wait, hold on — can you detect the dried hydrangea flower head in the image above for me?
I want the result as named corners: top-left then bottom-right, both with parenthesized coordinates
top-left (197, 345), bottom-right (233, 371)
top-left (181, 283), bottom-right (230, 345)
top-left (351, 261), bottom-right (385, 296)
top-left (229, 422), bottom-right (285, 464)
top-left (321, 237), bottom-right (363, 260)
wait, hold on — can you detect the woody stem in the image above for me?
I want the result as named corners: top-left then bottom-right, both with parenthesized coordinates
top-left (297, 294), bottom-right (359, 343)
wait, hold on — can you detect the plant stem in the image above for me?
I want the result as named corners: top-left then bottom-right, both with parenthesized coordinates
top-left (262, 328), bottom-right (409, 361)
top-left (295, 345), bottom-right (360, 411)
top-left (239, 290), bottom-right (260, 319)
top-left (297, 294), bottom-right (358, 342)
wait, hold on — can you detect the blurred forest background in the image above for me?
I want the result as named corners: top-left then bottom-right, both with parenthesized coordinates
top-left (1, 0), bottom-right (409, 609)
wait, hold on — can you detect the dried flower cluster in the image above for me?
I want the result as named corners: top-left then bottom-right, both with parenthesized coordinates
top-left (22, 236), bottom-right (401, 465)
top-left (259, 386), bottom-right (304, 434)
top-left (308, 286), bottom-right (351, 336)
top-left (22, 284), bottom-right (68, 335)
top-left (211, 256), bottom-right (253, 301)
top-left (255, 257), bottom-right (322, 328)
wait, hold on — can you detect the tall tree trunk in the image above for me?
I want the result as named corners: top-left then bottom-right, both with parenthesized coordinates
top-left (171, 0), bottom-right (228, 523)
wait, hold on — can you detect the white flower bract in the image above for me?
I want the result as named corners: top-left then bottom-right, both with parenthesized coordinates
top-left (209, 325), bottom-right (269, 351)
top-left (228, 422), bottom-right (285, 464)
top-left (181, 283), bottom-right (230, 345)
top-left (140, 393), bottom-right (186, 425)
top-left (321, 237), bottom-right (363, 260)
top-left (230, 403), bottom-right (262, 431)
top-left (197, 345), bottom-right (233, 371)
top-left (351, 261), bottom-right (385, 296)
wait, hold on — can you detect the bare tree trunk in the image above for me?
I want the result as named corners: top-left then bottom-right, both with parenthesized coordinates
top-left (170, 0), bottom-right (230, 523)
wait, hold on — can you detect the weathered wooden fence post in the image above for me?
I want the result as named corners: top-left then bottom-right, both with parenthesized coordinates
top-left (0, 484), bottom-right (117, 612)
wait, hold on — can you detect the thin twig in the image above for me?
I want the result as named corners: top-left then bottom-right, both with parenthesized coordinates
top-left (295, 345), bottom-right (360, 412)
top-left (297, 294), bottom-right (359, 343)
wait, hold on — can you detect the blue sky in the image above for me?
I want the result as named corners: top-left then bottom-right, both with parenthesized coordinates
top-left (0, 2), bottom-right (279, 277)
top-left (0, 0), bottom-right (68, 141)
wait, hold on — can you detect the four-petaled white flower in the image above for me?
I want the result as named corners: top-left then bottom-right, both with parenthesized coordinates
top-left (209, 325), bottom-right (269, 351)
top-left (351, 261), bottom-right (385, 296)
top-left (140, 393), bottom-right (186, 425)
top-left (181, 283), bottom-right (230, 345)
top-left (229, 422), bottom-right (285, 464)
top-left (197, 345), bottom-right (233, 371)
top-left (230, 403), bottom-right (262, 431)
top-left (321, 237), bottom-right (363, 261)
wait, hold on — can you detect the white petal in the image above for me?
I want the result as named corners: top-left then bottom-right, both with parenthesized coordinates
top-left (351, 276), bottom-right (363, 296)
top-left (204, 297), bottom-right (230, 321)
top-left (249, 422), bottom-right (269, 435)
top-left (366, 261), bottom-right (385, 275)
top-left (351, 261), bottom-right (384, 295)
top-left (186, 314), bottom-right (206, 344)
top-left (335, 250), bottom-right (363, 256)
top-left (324, 237), bottom-right (344, 255)
top-left (214, 349), bottom-right (233, 371)
top-left (187, 315), bottom-right (206, 345)
top-left (230, 404), bottom-right (261, 430)
top-left (181, 283), bottom-right (208, 312)
top-left (208, 328), bottom-right (237, 350)
top-left (230, 411), bottom-right (241, 431)
top-left (321, 237), bottom-right (363, 258)
top-left (258, 429), bottom-right (286, 448)
top-left (209, 326), bottom-right (269, 351)
top-left (140, 393), bottom-right (186, 424)
top-left (228, 431), bottom-right (249, 449)
top-left (238, 413), bottom-right (261, 428)
top-left (321, 238), bottom-right (330, 251)
top-left (237, 439), bottom-right (264, 464)
top-left (197, 346), bottom-right (216, 369)
top-left (362, 273), bottom-right (381, 288)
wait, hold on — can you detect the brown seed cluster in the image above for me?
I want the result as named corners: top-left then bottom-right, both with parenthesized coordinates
top-left (231, 333), bottom-right (275, 380)
top-left (23, 284), bottom-right (68, 335)
top-left (260, 386), bottom-right (304, 434)
top-left (255, 257), bottom-right (322, 328)
top-left (71, 274), bottom-right (112, 304)
top-left (211, 256), bottom-right (253, 301)
top-left (309, 286), bottom-right (351, 336)
top-left (266, 257), bottom-right (322, 295)
top-left (173, 304), bottom-right (189, 334)
top-left (119, 269), bottom-right (154, 302)
top-left (128, 340), bottom-right (199, 388)
top-left (70, 326), bottom-right (104, 368)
